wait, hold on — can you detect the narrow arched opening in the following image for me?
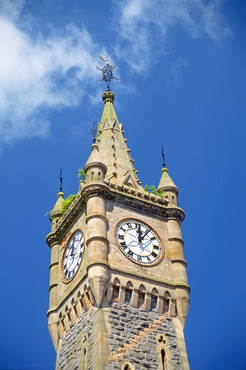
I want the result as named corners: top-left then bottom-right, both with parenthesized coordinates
top-left (161, 348), bottom-right (165, 369)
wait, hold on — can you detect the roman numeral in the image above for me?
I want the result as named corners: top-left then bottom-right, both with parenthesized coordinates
top-left (137, 255), bottom-right (142, 261)
top-left (119, 234), bottom-right (124, 240)
top-left (152, 252), bottom-right (157, 258)
top-left (128, 250), bottom-right (134, 257)
top-left (153, 245), bottom-right (159, 250)
top-left (120, 242), bottom-right (127, 249)
top-left (126, 223), bottom-right (132, 228)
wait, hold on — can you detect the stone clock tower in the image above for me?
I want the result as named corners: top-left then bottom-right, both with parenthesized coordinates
top-left (46, 87), bottom-right (190, 369)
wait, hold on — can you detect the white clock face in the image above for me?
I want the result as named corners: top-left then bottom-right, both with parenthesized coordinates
top-left (61, 229), bottom-right (85, 283)
top-left (115, 219), bottom-right (163, 266)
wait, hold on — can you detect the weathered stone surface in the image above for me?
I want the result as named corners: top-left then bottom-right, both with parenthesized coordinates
top-left (57, 309), bottom-right (94, 370)
top-left (106, 302), bottom-right (182, 370)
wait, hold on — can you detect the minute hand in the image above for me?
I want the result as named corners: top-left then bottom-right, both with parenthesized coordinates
top-left (141, 228), bottom-right (151, 240)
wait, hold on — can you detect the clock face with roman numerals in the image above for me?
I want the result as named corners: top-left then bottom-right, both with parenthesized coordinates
top-left (115, 219), bottom-right (163, 266)
top-left (61, 229), bottom-right (85, 283)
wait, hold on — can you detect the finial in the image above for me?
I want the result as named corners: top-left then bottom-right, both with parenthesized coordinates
top-left (96, 55), bottom-right (120, 91)
top-left (161, 145), bottom-right (166, 168)
top-left (59, 169), bottom-right (63, 192)
top-left (89, 120), bottom-right (97, 143)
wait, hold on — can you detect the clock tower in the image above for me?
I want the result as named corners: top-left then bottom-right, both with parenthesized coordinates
top-left (46, 83), bottom-right (190, 369)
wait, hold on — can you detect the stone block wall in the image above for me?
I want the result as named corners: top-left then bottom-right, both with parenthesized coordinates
top-left (57, 309), bottom-right (94, 370)
top-left (106, 302), bottom-right (181, 369)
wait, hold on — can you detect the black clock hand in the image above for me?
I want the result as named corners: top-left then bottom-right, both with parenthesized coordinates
top-left (137, 224), bottom-right (142, 243)
top-left (141, 228), bottom-right (151, 240)
top-left (71, 239), bottom-right (76, 256)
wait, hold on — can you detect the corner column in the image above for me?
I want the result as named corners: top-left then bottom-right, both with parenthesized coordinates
top-left (86, 193), bottom-right (109, 307)
top-left (46, 236), bottom-right (59, 350)
top-left (167, 218), bottom-right (190, 327)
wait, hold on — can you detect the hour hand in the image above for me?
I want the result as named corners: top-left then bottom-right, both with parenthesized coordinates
top-left (137, 224), bottom-right (142, 243)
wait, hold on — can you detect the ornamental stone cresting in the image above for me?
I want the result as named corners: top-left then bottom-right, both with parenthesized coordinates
top-left (46, 57), bottom-right (190, 369)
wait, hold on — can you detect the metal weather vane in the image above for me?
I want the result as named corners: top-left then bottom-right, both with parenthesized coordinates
top-left (59, 169), bottom-right (63, 192)
top-left (89, 120), bottom-right (97, 143)
top-left (96, 55), bottom-right (120, 91)
top-left (161, 145), bottom-right (166, 168)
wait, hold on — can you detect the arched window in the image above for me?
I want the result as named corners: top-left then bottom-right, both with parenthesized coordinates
top-left (112, 278), bottom-right (120, 302)
top-left (121, 362), bottom-right (134, 370)
top-left (151, 295), bottom-right (157, 310)
top-left (137, 285), bottom-right (145, 308)
top-left (82, 334), bottom-right (88, 370)
top-left (112, 286), bottom-right (119, 302)
top-left (163, 291), bottom-right (170, 314)
top-left (125, 281), bottom-right (133, 304)
top-left (157, 334), bottom-right (170, 370)
top-left (151, 288), bottom-right (158, 310)
top-left (161, 348), bottom-right (165, 369)
top-left (125, 288), bottom-right (132, 303)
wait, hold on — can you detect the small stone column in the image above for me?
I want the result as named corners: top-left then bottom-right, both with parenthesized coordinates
top-left (84, 142), bottom-right (109, 308)
top-left (46, 237), bottom-right (59, 350)
top-left (167, 218), bottom-right (190, 327)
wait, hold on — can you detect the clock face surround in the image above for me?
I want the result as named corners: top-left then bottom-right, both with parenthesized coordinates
top-left (115, 218), bottom-right (163, 266)
top-left (61, 229), bottom-right (85, 283)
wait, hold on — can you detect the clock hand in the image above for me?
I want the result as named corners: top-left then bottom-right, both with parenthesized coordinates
top-left (127, 232), bottom-right (137, 241)
top-left (137, 224), bottom-right (142, 243)
top-left (141, 228), bottom-right (151, 240)
top-left (128, 240), bottom-right (138, 247)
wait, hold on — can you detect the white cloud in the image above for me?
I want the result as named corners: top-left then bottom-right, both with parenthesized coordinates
top-left (0, 0), bottom-right (231, 146)
top-left (166, 58), bottom-right (188, 89)
top-left (0, 1), bottom-right (99, 145)
top-left (113, 0), bottom-right (231, 73)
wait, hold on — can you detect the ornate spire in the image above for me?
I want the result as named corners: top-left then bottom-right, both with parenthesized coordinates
top-left (86, 90), bottom-right (141, 188)
top-left (158, 150), bottom-right (178, 195)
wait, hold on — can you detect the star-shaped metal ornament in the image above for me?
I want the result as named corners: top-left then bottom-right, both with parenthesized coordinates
top-left (96, 55), bottom-right (120, 91)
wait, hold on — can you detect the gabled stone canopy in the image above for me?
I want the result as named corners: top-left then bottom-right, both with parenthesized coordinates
top-left (87, 90), bottom-right (141, 188)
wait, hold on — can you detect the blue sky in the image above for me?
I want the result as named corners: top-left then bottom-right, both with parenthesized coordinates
top-left (0, 0), bottom-right (245, 369)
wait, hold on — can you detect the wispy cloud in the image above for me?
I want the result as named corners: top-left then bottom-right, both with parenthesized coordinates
top-left (0, 0), bottom-right (231, 147)
top-left (166, 58), bottom-right (188, 89)
top-left (0, 0), bottom-right (99, 145)
top-left (113, 0), bottom-right (231, 73)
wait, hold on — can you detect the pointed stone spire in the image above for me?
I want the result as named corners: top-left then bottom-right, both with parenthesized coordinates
top-left (50, 191), bottom-right (64, 230)
top-left (100, 91), bottom-right (120, 128)
top-left (158, 167), bottom-right (179, 195)
top-left (158, 166), bottom-right (179, 206)
top-left (94, 91), bottom-right (141, 187)
top-left (84, 142), bottom-right (107, 183)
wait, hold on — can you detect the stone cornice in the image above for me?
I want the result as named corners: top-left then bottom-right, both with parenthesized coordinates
top-left (46, 182), bottom-right (185, 246)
